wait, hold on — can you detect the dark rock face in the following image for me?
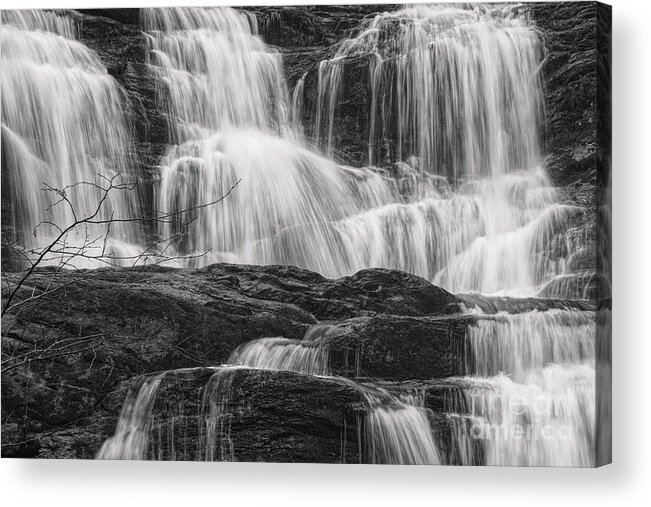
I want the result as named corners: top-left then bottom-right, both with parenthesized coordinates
top-left (327, 315), bottom-right (471, 380)
top-left (131, 367), bottom-right (365, 463)
top-left (1, 263), bottom-right (465, 459)
top-left (210, 264), bottom-right (461, 319)
top-left (530, 2), bottom-right (599, 190)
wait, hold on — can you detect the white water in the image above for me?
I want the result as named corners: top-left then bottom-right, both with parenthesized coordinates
top-left (96, 373), bottom-right (166, 460)
top-left (468, 310), bottom-right (595, 380)
top-left (1, 10), bottom-right (144, 266)
top-left (228, 324), bottom-right (442, 464)
top-left (361, 389), bottom-right (440, 465)
top-left (226, 323), bottom-right (442, 465)
top-left (201, 367), bottom-right (239, 461)
top-left (142, 7), bottom-right (289, 141)
top-left (444, 308), bottom-right (597, 467)
top-left (229, 324), bottom-right (334, 376)
top-left (144, 6), bottom-right (585, 298)
top-left (457, 363), bottom-right (595, 467)
top-left (316, 4), bottom-right (543, 178)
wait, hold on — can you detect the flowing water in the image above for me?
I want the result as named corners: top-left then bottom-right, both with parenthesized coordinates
top-left (96, 373), bottom-right (166, 460)
top-left (2, 6), bottom-right (598, 466)
top-left (361, 389), bottom-right (440, 465)
top-left (229, 324), bottom-right (334, 376)
top-left (201, 367), bottom-right (240, 462)
top-left (143, 6), bottom-right (584, 299)
top-left (1, 10), bottom-right (144, 266)
top-left (316, 4), bottom-right (543, 177)
top-left (447, 307), bottom-right (597, 467)
top-left (227, 324), bottom-right (441, 464)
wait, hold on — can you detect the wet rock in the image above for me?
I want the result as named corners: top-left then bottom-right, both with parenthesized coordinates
top-left (145, 367), bottom-right (364, 463)
top-left (327, 315), bottom-right (471, 380)
top-left (457, 293), bottom-right (595, 314)
top-left (530, 2), bottom-right (599, 187)
top-left (208, 264), bottom-right (461, 318)
top-left (1, 263), bottom-right (463, 458)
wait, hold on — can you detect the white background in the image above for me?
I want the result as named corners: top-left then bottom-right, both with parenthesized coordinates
top-left (1, 0), bottom-right (649, 504)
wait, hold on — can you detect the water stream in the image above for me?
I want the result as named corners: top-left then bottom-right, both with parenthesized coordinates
top-left (1, 10), bottom-right (144, 266)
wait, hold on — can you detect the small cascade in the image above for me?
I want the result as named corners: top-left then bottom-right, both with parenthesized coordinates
top-left (459, 365), bottom-right (596, 467)
top-left (291, 72), bottom-right (307, 131)
top-left (96, 373), bottom-right (166, 460)
top-left (201, 367), bottom-right (239, 462)
top-left (440, 305), bottom-right (597, 467)
top-left (1, 10), bottom-right (76, 37)
top-left (1, 10), bottom-right (144, 266)
top-left (229, 324), bottom-right (334, 375)
top-left (331, 167), bottom-right (581, 295)
top-left (443, 413), bottom-right (485, 466)
top-left (142, 7), bottom-right (290, 142)
top-left (467, 310), bottom-right (595, 380)
top-left (361, 388), bottom-right (440, 465)
top-left (229, 325), bottom-right (442, 465)
top-left (98, 366), bottom-right (241, 461)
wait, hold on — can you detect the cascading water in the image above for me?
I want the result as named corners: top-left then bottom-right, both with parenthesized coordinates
top-left (229, 324), bottom-right (334, 375)
top-left (1, 10), bottom-right (144, 266)
top-left (201, 367), bottom-right (239, 462)
top-left (442, 307), bottom-right (597, 467)
top-left (316, 4), bottom-right (544, 178)
top-left (97, 373), bottom-right (166, 460)
top-left (361, 389), bottom-right (440, 465)
top-left (467, 309), bottom-right (595, 380)
top-left (146, 5), bottom-right (585, 298)
top-left (141, 7), bottom-right (290, 141)
top-left (227, 325), bottom-right (441, 464)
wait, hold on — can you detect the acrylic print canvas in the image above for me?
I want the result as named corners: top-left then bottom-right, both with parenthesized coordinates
top-left (0, 2), bottom-right (611, 466)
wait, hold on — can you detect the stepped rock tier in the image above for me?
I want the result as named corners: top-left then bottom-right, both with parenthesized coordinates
top-left (1, 3), bottom-right (610, 466)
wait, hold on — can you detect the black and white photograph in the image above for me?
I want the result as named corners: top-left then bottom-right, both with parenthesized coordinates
top-left (0, 0), bottom-right (614, 473)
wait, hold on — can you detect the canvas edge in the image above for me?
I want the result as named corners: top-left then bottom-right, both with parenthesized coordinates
top-left (594, 0), bottom-right (612, 468)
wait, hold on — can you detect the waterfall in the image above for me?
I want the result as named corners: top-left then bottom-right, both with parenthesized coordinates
top-left (142, 7), bottom-right (290, 141)
top-left (97, 373), bottom-right (166, 460)
top-left (144, 6), bottom-right (585, 298)
top-left (1, 10), bottom-right (144, 266)
top-left (145, 7), bottom-right (394, 269)
top-left (291, 72), bottom-right (308, 131)
top-left (440, 307), bottom-right (596, 467)
top-left (201, 367), bottom-right (239, 462)
top-left (361, 389), bottom-right (440, 465)
top-left (467, 310), bottom-right (595, 379)
top-left (227, 325), bottom-right (441, 465)
top-left (457, 364), bottom-right (596, 467)
top-left (316, 4), bottom-right (543, 178)
top-left (368, 52), bottom-right (383, 166)
top-left (229, 324), bottom-right (334, 376)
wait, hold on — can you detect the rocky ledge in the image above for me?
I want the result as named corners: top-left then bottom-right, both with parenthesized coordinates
top-left (2, 263), bottom-right (466, 459)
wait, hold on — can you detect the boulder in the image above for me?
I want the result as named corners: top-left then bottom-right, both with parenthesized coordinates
top-left (1, 263), bottom-right (464, 458)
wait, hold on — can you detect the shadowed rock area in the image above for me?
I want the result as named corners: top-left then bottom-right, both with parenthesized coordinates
top-left (1, 263), bottom-right (463, 459)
